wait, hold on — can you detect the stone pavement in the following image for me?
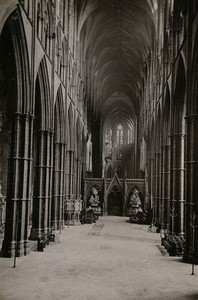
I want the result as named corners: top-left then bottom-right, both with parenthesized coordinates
top-left (0, 216), bottom-right (198, 300)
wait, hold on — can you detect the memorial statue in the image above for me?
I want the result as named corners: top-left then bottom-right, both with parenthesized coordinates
top-left (128, 188), bottom-right (144, 223)
top-left (80, 187), bottom-right (102, 224)
top-left (88, 187), bottom-right (101, 221)
top-left (129, 188), bottom-right (142, 213)
top-left (89, 187), bottom-right (100, 206)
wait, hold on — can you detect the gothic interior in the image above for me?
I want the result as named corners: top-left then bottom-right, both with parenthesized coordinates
top-left (0, 0), bottom-right (198, 264)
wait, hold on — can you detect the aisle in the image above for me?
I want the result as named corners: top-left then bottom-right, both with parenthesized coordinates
top-left (0, 217), bottom-right (198, 300)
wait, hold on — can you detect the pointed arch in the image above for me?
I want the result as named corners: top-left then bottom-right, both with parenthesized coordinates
top-left (0, 3), bottom-right (17, 35)
top-left (0, 7), bottom-right (32, 257)
top-left (173, 55), bottom-right (186, 133)
top-left (163, 84), bottom-right (171, 145)
top-left (68, 102), bottom-right (74, 150)
top-left (2, 8), bottom-right (31, 113)
top-left (54, 85), bottom-right (65, 143)
top-left (35, 56), bottom-right (51, 129)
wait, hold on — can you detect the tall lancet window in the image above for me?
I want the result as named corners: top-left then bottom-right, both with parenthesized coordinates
top-left (117, 123), bottom-right (123, 146)
top-left (105, 128), bottom-right (113, 157)
top-left (127, 129), bottom-right (132, 144)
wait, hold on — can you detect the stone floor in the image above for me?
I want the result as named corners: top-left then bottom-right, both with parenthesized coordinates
top-left (0, 216), bottom-right (198, 300)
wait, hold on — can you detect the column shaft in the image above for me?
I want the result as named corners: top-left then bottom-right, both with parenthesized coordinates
top-left (153, 152), bottom-right (160, 223)
top-left (2, 113), bottom-right (33, 257)
top-left (170, 133), bottom-right (185, 236)
top-left (161, 145), bottom-right (170, 231)
top-left (52, 142), bottom-right (65, 230)
top-left (29, 130), bottom-right (53, 240)
top-left (184, 116), bottom-right (198, 261)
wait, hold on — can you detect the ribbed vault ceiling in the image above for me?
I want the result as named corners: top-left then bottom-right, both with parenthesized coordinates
top-left (78, 0), bottom-right (157, 124)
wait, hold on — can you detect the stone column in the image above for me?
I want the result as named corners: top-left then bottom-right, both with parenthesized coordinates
top-left (49, 131), bottom-right (54, 229)
top-left (62, 143), bottom-right (67, 227)
top-left (184, 116), bottom-right (198, 261)
top-left (71, 150), bottom-right (75, 197)
top-left (64, 149), bottom-right (74, 223)
top-left (52, 142), bottom-right (65, 230)
top-left (65, 150), bottom-right (70, 201)
top-left (170, 133), bottom-right (185, 236)
top-left (52, 142), bottom-right (60, 230)
top-left (160, 146), bottom-right (164, 229)
top-left (44, 130), bottom-right (53, 233)
top-left (161, 145), bottom-right (170, 231)
top-left (59, 142), bottom-right (65, 229)
top-left (149, 157), bottom-right (154, 215)
top-left (157, 151), bottom-right (162, 228)
top-left (152, 154), bottom-right (156, 222)
top-left (76, 159), bottom-right (82, 199)
top-left (157, 152), bottom-right (161, 225)
top-left (74, 157), bottom-right (78, 198)
top-left (153, 152), bottom-right (160, 224)
top-left (67, 150), bottom-right (74, 199)
top-left (2, 113), bottom-right (34, 257)
top-left (29, 129), bottom-right (54, 240)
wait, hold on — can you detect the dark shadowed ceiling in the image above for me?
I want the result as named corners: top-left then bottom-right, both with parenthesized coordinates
top-left (78, 0), bottom-right (157, 126)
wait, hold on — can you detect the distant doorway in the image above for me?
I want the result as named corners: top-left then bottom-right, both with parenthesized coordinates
top-left (107, 186), bottom-right (123, 216)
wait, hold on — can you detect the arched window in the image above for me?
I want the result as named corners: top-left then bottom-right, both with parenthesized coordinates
top-left (109, 129), bottom-right (112, 149)
top-left (127, 129), bottom-right (133, 144)
top-left (117, 123), bottom-right (123, 146)
top-left (105, 128), bottom-right (113, 157)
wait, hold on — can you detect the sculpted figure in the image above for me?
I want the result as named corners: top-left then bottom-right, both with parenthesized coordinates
top-left (130, 188), bottom-right (142, 213)
top-left (89, 187), bottom-right (100, 207)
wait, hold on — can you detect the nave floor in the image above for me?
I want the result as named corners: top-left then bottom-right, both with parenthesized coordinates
top-left (0, 216), bottom-right (198, 300)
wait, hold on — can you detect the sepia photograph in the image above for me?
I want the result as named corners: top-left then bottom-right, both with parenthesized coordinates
top-left (0, 0), bottom-right (198, 299)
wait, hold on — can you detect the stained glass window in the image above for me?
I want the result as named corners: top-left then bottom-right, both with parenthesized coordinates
top-left (117, 123), bottom-right (123, 146)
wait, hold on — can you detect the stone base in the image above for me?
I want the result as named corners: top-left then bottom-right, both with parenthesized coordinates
top-left (1, 240), bottom-right (16, 257)
top-left (52, 221), bottom-right (64, 231)
top-left (1, 239), bottom-right (30, 257)
top-left (52, 221), bottom-right (59, 231)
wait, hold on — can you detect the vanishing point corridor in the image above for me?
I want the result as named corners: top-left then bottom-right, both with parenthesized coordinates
top-left (1, 1), bottom-right (198, 299)
top-left (0, 217), bottom-right (198, 300)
